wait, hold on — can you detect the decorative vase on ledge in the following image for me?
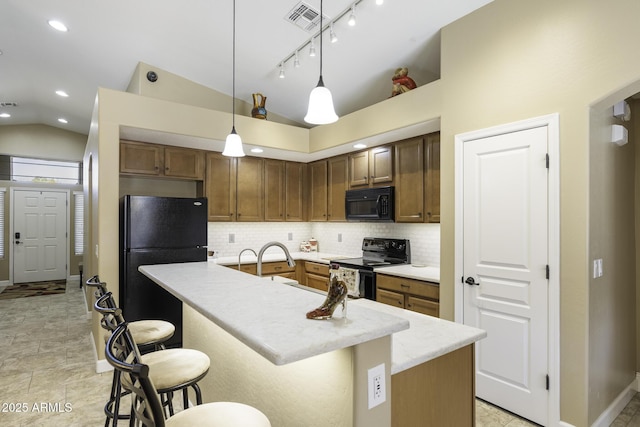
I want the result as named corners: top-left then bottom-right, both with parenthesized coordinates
top-left (251, 93), bottom-right (267, 120)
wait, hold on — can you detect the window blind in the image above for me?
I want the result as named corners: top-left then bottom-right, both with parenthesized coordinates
top-left (73, 192), bottom-right (84, 256)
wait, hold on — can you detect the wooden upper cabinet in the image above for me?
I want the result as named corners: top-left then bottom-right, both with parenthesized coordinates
top-left (308, 160), bottom-right (328, 221)
top-left (264, 159), bottom-right (285, 221)
top-left (327, 155), bottom-right (348, 221)
top-left (348, 145), bottom-right (393, 188)
top-left (164, 146), bottom-right (205, 179)
top-left (205, 152), bottom-right (236, 221)
top-left (120, 140), bottom-right (204, 180)
top-left (425, 132), bottom-right (440, 223)
top-left (395, 136), bottom-right (425, 222)
top-left (285, 162), bottom-right (306, 221)
top-left (120, 140), bottom-right (163, 176)
top-left (236, 157), bottom-right (264, 222)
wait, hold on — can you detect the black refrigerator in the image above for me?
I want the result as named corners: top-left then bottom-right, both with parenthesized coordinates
top-left (120, 195), bottom-right (208, 348)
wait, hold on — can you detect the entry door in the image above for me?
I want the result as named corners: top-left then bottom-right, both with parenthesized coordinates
top-left (13, 190), bottom-right (67, 283)
top-left (462, 126), bottom-right (549, 425)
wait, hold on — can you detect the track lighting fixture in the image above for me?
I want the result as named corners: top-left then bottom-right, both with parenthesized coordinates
top-left (330, 23), bottom-right (338, 43)
top-left (309, 37), bottom-right (316, 57)
top-left (294, 51), bottom-right (300, 68)
top-left (279, 62), bottom-right (285, 79)
top-left (348, 5), bottom-right (356, 26)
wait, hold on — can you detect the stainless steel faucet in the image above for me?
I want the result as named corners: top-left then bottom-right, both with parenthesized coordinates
top-left (256, 241), bottom-right (296, 277)
top-left (238, 248), bottom-right (257, 270)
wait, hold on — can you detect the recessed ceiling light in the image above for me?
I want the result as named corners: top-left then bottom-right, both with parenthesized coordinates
top-left (353, 143), bottom-right (367, 149)
top-left (250, 148), bottom-right (264, 153)
top-left (58, 118), bottom-right (68, 124)
top-left (56, 90), bottom-right (69, 97)
top-left (48, 20), bottom-right (68, 32)
top-left (0, 113), bottom-right (10, 118)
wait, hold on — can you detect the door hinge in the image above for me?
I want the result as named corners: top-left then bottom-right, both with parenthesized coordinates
top-left (545, 153), bottom-right (550, 169)
top-left (546, 265), bottom-right (550, 280)
top-left (546, 374), bottom-right (550, 390)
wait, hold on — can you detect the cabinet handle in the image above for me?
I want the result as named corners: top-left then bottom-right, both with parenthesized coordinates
top-left (397, 301), bottom-right (403, 306)
top-left (238, 213), bottom-right (241, 216)
top-left (401, 284), bottom-right (410, 288)
top-left (417, 212), bottom-right (422, 217)
top-left (275, 266), bottom-right (282, 270)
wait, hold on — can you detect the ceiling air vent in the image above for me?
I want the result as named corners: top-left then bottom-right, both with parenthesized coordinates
top-left (284, 1), bottom-right (327, 32)
top-left (0, 102), bottom-right (18, 107)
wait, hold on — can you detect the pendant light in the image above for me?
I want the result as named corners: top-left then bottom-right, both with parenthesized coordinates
top-left (304, 0), bottom-right (338, 125)
top-left (222, 0), bottom-right (245, 157)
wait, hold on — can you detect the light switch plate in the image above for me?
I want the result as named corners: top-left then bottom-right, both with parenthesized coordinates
top-left (367, 363), bottom-right (386, 409)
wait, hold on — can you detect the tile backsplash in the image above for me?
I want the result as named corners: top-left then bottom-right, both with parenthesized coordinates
top-left (208, 222), bottom-right (440, 267)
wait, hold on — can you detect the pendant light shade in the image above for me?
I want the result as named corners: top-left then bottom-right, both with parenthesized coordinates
top-left (223, 0), bottom-right (245, 157)
top-left (304, 0), bottom-right (338, 125)
top-left (304, 77), bottom-right (338, 124)
top-left (223, 126), bottom-right (245, 157)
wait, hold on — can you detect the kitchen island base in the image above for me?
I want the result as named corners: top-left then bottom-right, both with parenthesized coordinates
top-left (391, 344), bottom-right (475, 426)
top-left (183, 305), bottom-right (393, 427)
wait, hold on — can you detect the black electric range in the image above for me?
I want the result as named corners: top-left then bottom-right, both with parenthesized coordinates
top-left (332, 237), bottom-right (410, 300)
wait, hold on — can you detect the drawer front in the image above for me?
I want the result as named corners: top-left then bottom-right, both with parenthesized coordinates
top-left (376, 288), bottom-right (405, 309)
top-left (406, 296), bottom-right (439, 317)
top-left (376, 274), bottom-right (439, 300)
top-left (305, 273), bottom-right (329, 291)
top-left (226, 264), bottom-right (258, 275)
top-left (265, 271), bottom-right (297, 280)
top-left (305, 261), bottom-right (330, 277)
top-left (261, 261), bottom-right (295, 275)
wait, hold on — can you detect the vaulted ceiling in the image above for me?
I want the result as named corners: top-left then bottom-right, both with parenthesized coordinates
top-left (0, 0), bottom-right (492, 135)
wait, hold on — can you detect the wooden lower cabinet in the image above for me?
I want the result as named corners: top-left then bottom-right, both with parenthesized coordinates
top-left (391, 344), bottom-right (475, 426)
top-left (303, 261), bottom-right (330, 291)
top-left (376, 273), bottom-right (439, 317)
top-left (226, 261), bottom-right (294, 279)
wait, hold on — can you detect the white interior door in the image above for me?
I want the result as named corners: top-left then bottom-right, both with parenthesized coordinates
top-left (13, 190), bottom-right (67, 283)
top-left (462, 126), bottom-right (549, 425)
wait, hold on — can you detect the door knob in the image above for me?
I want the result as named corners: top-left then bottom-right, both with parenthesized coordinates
top-left (465, 276), bottom-right (478, 286)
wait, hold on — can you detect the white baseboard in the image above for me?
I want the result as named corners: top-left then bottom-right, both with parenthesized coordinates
top-left (590, 376), bottom-right (637, 427)
top-left (90, 331), bottom-right (113, 374)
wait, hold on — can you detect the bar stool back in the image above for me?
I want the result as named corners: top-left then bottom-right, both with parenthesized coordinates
top-left (106, 323), bottom-right (271, 427)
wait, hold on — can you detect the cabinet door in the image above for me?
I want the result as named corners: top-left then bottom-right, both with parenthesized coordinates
top-left (164, 146), bottom-right (204, 179)
top-left (406, 295), bottom-right (439, 317)
top-left (306, 273), bottom-right (329, 291)
top-left (205, 152), bottom-right (236, 221)
top-left (120, 141), bottom-right (163, 176)
top-left (395, 137), bottom-right (425, 222)
top-left (349, 151), bottom-right (369, 188)
top-left (327, 156), bottom-right (348, 221)
top-left (264, 160), bottom-right (285, 221)
top-left (370, 145), bottom-right (393, 185)
top-left (285, 162), bottom-right (305, 221)
top-left (236, 157), bottom-right (264, 222)
top-left (308, 161), bottom-right (328, 221)
top-left (425, 132), bottom-right (440, 223)
top-left (305, 261), bottom-right (330, 277)
top-left (377, 288), bottom-right (405, 309)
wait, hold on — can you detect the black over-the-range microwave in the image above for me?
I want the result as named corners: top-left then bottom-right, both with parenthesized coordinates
top-left (345, 186), bottom-right (395, 222)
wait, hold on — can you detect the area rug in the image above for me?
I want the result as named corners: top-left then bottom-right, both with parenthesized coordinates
top-left (0, 280), bottom-right (67, 300)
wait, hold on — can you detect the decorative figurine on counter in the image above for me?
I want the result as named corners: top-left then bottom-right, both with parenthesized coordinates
top-left (390, 67), bottom-right (417, 97)
top-left (251, 93), bottom-right (267, 120)
top-left (306, 263), bottom-right (348, 320)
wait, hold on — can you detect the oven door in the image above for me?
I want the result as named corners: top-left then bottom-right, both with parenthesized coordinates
top-left (358, 270), bottom-right (376, 301)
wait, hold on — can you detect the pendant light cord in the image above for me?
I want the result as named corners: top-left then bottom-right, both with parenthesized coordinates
top-left (232, 0), bottom-right (237, 130)
top-left (319, 0), bottom-right (323, 81)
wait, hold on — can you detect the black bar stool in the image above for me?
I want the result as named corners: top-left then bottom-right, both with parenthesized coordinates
top-left (95, 291), bottom-right (210, 425)
top-left (106, 323), bottom-right (271, 427)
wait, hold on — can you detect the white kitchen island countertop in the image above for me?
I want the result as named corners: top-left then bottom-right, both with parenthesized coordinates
top-left (138, 261), bottom-right (409, 366)
top-left (352, 298), bottom-right (485, 374)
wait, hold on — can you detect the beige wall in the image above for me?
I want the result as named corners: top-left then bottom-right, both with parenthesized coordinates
top-left (87, 0), bottom-right (640, 422)
top-left (440, 0), bottom-right (640, 424)
top-left (588, 104), bottom-right (636, 422)
top-left (0, 124), bottom-right (86, 282)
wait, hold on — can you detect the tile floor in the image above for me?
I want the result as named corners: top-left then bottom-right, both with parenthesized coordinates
top-left (0, 281), bottom-right (633, 426)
